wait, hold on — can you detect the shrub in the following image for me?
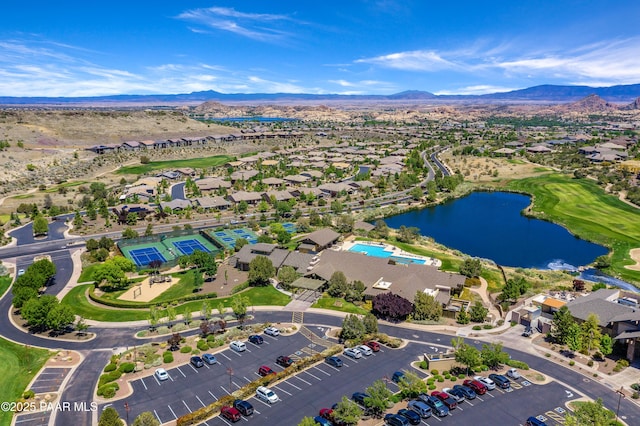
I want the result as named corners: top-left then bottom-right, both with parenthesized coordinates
top-left (545, 353), bottom-right (551, 357)
top-left (22, 390), bottom-right (35, 399)
top-left (633, 392), bottom-right (639, 400)
top-left (103, 363), bottom-right (117, 372)
top-left (450, 376), bottom-right (457, 382)
top-left (483, 324), bottom-right (493, 329)
top-left (631, 383), bottom-right (640, 391)
top-left (444, 373), bottom-right (451, 379)
top-left (479, 365), bottom-right (488, 371)
top-left (180, 346), bottom-right (192, 354)
top-left (157, 326), bottom-right (170, 335)
top-left (587, 360), bottom-right (594, 367)
top-left (472, 325), bottom-right (482, 330)
top-left (458, 374), bottom-right (465, 379)
top-left (98, 370), bottom-right (122, 387)
top-left (430, 369), bottom-right (439, 375)
top-left (163, 351), bottom-right (174, 363)
top-left (427, 377), bottom-right (435, 385)
top-left (437, 376), bottom-right (444, 383)
top-left (97, 384), bottom-right (118, 398)
top-left (569, 361), bottom-right (575, 366)
top-left (419, 360), bottom-right (428, 370)
top-left (428, 384), bottom-right (436, 390)
top-left (505, 359), bottom-right (530, 370)
top-left (197, 340), bottom-right (208, 351)
top-left (119, 362), bottom-right (135, 373)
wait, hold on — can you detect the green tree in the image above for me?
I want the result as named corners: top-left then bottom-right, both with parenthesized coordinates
top-left (234, 237), bottom-right (249, 251)
top-left (32, 214), bottom-right (49, 236)
top-left (340, 314), bottom-right (366, 341)
top-left (452, 337), bottom-right (481, 375)
top-left (374, 219), bottom-right (389, 238)
top-left (144, 223), bottom-right (153, 237)
top-left (183, 307), bottom-right (192, 325)
top-left (122, 227), bottom-right (139, 239)
top-left (551, 305), bottom-right (576, 345)
top-left (73, 211), bottom-right (83, 229)
top-left (330, 200), bottom-right (343, 214)
top-left (21, 295), bottom-right (59, 330)
top-left (231, 294), bottom-right (250, 321)
top-left (297, 417), bottom-right (318, 426)
top-left (277, 266), bottom-right (299, 287)
top-left (566, 322), bottom-right (583, 353)
top-left (500, 276), bottom-right (530, 303)
top-left (457, 308), bottom-right (470, 324)
top-left (469, 301), bottom-right (489, 323)
top-left (599, 334), bottom-right (614, 357)
top-left (12, 285), bottom-right (38, 309)
top-left (237, 200), bottom-right (248, 214)
top-left (412, 291), bottom-right (442, 321)
top-left (332, 396), bottom-right (363, 426)
top-left (46, 304), bottom-right (75, 332)
top-left (364, 379), bottom-right (393, 418)
top-left (363, 312), bottom-right (378, 334)
top-left (98, 406), bottom-right (122, 426)
top-left (248, 256), bottom-right (275, 286)
top-left (396, 370), bottom-right (427, 399)
top-left (459, 258), bottom-right (482, 278)
top-left (580, 313), bottom-right (602, 353)
top-left (86, 201), bottom-right (97, 221)
top-left (327, 271), bottom-right (348, 298)
top-left (565, 398), bottom-right (614, 426)
top-left (336, 214), bottom-right (354, 233)
top-left (409, 186), bottom-right (423, 200)
top-left (480, 342), bottom-right (509, 369)
top-left (132, 411), bottom-right (160, 426)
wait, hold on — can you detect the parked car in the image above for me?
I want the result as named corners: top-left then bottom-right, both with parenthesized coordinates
top-left (488, 373), bottom-right (511, 389)
top-left (344, 347), bottom-right (362, 359)
top-left (190, 356), bottom-right (204, 368)
top-left (351, 392), bottom-right (370, 406)
top-left (220, 406), bottom-right (241, 422)
top-left (431, 391), bottom-right (457, 410)
top-left (256, 386), bottom-right (279, 404)
top-left (507, 368), bottom-right (521, 379)
top-left (258, 365), bottom-right (276, 376)
top-left (442, 387), bottom-right (465, 403)
top-left (453, 384), bottom-right (477, 399)
top-left (230, 341), bottom-right (246, 352)
top-left (392, 371), bottom-right (406, 383)
top-left (463, 379), bottom-right (487, 395)
top-left (407, 400), bottom-right (432, 418)
top-left (357, 345), bottom-right (373, 356)
top-left (319, 408), bottom-right (333, 420)
top-left (17, 269), bottom-right (25, 276)
top-left (418, 394), bottom-right (449, 417)
top-left (232, 399), bottom-right (253, 416)
top-left (523, 326), bottom-right (533, 337)
top-left (154, 368), bottom-right (169, 381)
top-left (202, 353), bottom-right (217, 365)
top-left (366, 341), bottom-right (381, 352)
top-left (384, 413), bottom-right (409, 426)
top-left (474, 375), bottom-right (496, 390)
top-left (526, 416), bottom-right (548, 426)
top-left (264, 326), bottom-right (280, 336)
top-left (397, 408), bottom-right (421, 425)
top-left (314, 416), bottom-right (332, 426)
top-left (248, 334), bottom-right (264, 345)
top-left (276, 355), bottom-right (294, 367)
top-left (325, 356), bottom-right (343, 367)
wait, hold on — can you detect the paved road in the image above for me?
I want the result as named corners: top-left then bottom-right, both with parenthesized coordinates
top-left (171, 182), bottom-right (186, 200)
top-left (8, 219), bottom-right (69, 246)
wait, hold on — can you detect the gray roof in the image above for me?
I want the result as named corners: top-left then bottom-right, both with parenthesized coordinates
top-left (227, 191), bottom-right (263, 203)
top-left (160, 199), bottom-right (191, 210)
top-left (196, 177), bottom-right (231, 190)
top-left (289, 277), bottom-right (326, 290)
top-left (193, 196), bottom-right (230, 209)
top-left (566, 289), bottom-right (633, 326)
top-left (281, 251), bottom-right (315, 272)
top-left (354, 221), bottom-right (375, 232)
top-left (303, 228), bottom-right (341, 248)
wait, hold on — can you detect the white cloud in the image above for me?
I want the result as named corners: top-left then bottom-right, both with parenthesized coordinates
top-left (356, 50), bottom-right (458, 71)
top-left (435, 85), bottom-right (516, 96)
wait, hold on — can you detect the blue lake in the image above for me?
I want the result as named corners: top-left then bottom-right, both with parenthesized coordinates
top-left (383, 191), bottom-right (609, 269)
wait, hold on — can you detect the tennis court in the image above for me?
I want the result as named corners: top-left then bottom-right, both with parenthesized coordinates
top-left (202, 227), bottom-right (258, 249)
top-left (173, 238), bottom-right (210, 255)
top-left (282, 222), bottom-right (297, 233)
top-left (127, 247), bottom-right (167, 267)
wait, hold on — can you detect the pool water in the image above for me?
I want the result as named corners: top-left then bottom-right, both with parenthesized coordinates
top-left (348, 243), bottom-right (426, 265)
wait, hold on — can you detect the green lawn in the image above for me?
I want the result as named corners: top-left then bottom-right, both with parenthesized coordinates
top-left (116, 155), bottom-right (234, 175)
top-left (61, 284), bottom-right (290, 322)
top-left (0, 338), bottom-right (51, 426)
top-left (312, 297), bottom-right (369, 315)
top-left (10, 194), bottom-right (35, 199)
top-left (507, 174), bottom-right (640, 283)
top-left (44, 181), bottom-right (89, 193)
top-left (0, 275), bottom-right (12, 298)
top-left (78, 264), bottom-right (100, 283)
top-left (389, 241), bottom-right (463, 272)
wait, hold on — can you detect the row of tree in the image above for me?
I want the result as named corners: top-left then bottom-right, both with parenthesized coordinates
top-left (12, 258), bottom-right (57, 308)
top-left (551, 306), bottom-right (613, 356)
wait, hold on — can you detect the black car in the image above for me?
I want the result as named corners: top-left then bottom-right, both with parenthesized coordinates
top-left (445, 387), bottom-right (467, 402)
top-left (453, 384), bottom-right (477, 400)
top-left (276, 355), bottom-right (293, 367)
top-left (488, 373), bottom-right (511, 389)
top-left (326, 356), bottom-right (343, 367)
top-left (190, 356), bottom-right (204, 368)
top-left (397, 408), bottom-right (421, 425)
top-left (248, 334), bottom-right (264, 344)
top-left (384, 413), bottom-right (409, 426)
top-left (352, 392), bottom-right (370, 406)
top-left (233, 399), bottom-right (253, 416)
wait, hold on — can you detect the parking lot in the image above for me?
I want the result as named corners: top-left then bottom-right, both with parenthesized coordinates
top-left (104, 332), bottom-right (575, 425)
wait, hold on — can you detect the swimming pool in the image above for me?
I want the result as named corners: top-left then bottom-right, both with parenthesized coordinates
top-left (348, 243), bottom-right (426, 265)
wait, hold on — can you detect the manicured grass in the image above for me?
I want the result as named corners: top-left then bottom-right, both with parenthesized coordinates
top-left (78, 264), bottom-right (100, 283)
top-left (480, 268), bottom-right (505, 293)
top-left (390, 241), bottom-right (463, 272)
top-left (11, 194), bottom-right (35, 199)
top-left (312, 297), bottom-right (369, 315)
top-left (116, 155), bottom-right (234, 175)
top-left (507, 174), bottom-right (640, 283)
top-left (44, 181), bottom-right (89, 193)
top-left (150, 271), bottom-right (196, 303)
top-left (0, 337), bottom-right (51, 426)
top-left (0, 275), bottom-right (12, 298)
top-left (61, 284), bottom-right (290, 322)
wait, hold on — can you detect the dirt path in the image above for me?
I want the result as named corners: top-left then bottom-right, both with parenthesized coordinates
top-left (471, 277), bottom-right (502, 322)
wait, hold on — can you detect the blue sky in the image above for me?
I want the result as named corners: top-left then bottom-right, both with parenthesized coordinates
top-left (1, 1), bottom-right (639, 97)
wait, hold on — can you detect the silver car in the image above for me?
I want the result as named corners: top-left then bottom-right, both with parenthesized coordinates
top-left (344, 347), bottom-right (362, 359)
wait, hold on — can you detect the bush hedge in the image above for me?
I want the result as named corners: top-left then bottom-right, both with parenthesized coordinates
top-left (197, 340), bottom-right (209, 351)
top-left (119, 362), bottom-right (136, 373)
top-left (180, 346), bottom-right (192, 354)
top-left (88, 285), bottom-right (217, 309)
top-left (97, 382), bottom-right (120, 398)
top-left (103, 363), bottom-right (117, 372)
top-left (163, 352), bottom-right (174, 363)
top-left (505, 359), bottom-right (529, 370)
top-left (98, 370), bottom-right (122, 387)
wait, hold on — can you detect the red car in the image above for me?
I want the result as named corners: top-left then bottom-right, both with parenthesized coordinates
top-left (319, 408), bottom-right (334, 420)
top-left (431, 391), bottom-right (457, 410)
top-left (220, 406), bottom-right (241, 422)
top-left (463, 379), bottom-right (487, 395)
top-left (258, 365), bottom-right (276, 376)
top-left (366, 341), bottom-right (381, 352)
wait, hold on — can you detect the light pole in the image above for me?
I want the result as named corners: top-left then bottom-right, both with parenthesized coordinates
top-left (124, 401), bottom-right (130, 424)
top-left (616, 386), bottom-right (625, 422)
top-left (227, 367), bottom-right (234, 392)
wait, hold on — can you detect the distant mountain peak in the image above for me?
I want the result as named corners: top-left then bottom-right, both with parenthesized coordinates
top-left (558, 94), bottom-right (618, 113)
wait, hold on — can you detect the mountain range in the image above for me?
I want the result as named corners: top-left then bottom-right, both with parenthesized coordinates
top-left (1, 83), bottom-right (640, 105)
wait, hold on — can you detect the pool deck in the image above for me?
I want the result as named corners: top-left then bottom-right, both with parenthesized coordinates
top-left (341, 240), bottom-right (442, 267)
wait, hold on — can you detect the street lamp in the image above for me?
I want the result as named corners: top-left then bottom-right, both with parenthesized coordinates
top-left (124, 401), bottom-right (130, 424)
top-left (227, 367), bottom-right (234, 392)
top-left (615, 386), bottom-right (625, 422)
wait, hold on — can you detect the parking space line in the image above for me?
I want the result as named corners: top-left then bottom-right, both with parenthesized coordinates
top-left (283, 381), bottom-right (302, 391)
top-left (219, 353), bottom-right (232, 361)
top-left (303, 370), bottom-right (322, 381)
top-left (218, 415), bottom-right (233, 426)
top-left (251, 397), bottom-right (272, 407)
top-left (465, 400), bottom-right (474, 406)
top-left (312, 366), bottom-right (331, 376)
top-left (196, 395), bottom-right (206, 407)
top-left (177, 367), bottom-right (187, 378)
top-left (272, 385), bottom-right (292, 396)
top-left (232, 381), bottom-right (242, 389)
top-left (220, 385), bottom-right (231, 395)
top-left (293, 375), bottom-right (312, 385)
top-left (485, 392), bottom-right (495, 398)
top-left (204, 363), bottom-right (210, 369)
top-left (189, 364), bottom-right (199, 373)
top-left (208, 390), bottom-right (218, 401)
top-left (153, 410), bottom-right (161, 423)
top-left (421, 420), bottom-right (430, 426)
top-left (457, 406), bottom-right (463, 411)
top-left (476, 396), bottom-right (484, 401)
top-left (140, 378), bottom-right (148, 390)
top-left (169, 373), bottom-right (175, 382)
top-left (183, 400), bottom-right (192, 412)
top-left (168, 405), bottom-right (178, 419)
top-left (153, 376), bottom-right (161, 385)
top-left (243, 376), bottom-right (252, 383)
top-left (431, 414), bottom-right (442, 421)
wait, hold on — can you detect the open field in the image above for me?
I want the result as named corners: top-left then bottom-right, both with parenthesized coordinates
top-left (441, 152), bottom-right (552, 182)
top-left (61, 284), bottom-right (290, 322)
top-left (0, 338), bottom-right (50, 426)
top-left (116, 154), bottom-right (234, 175)
top-left (506, 174), bottom-right (640, 283)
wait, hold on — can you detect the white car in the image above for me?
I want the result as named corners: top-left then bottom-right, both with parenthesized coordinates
top-left (442, 387), bottom-right (465, 403)
top-left (154, 368), bottom-right (169, 381)
top-left (474, 375), bottom-right (496, 390)
top-left (506, 368), bottom-right (521, 379)
top-left (17, 269), bottom-right (25, 276)
top-left (357, 345), bottom-right (373, 356)
top-left (264, 326), bottom-right (280, 336)
top-left (343, 347), bottom-right (362, 359)
top-left (256, 386), bottom-right (279, 404)
top-left (230, 341), bottom-right (247, 352)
